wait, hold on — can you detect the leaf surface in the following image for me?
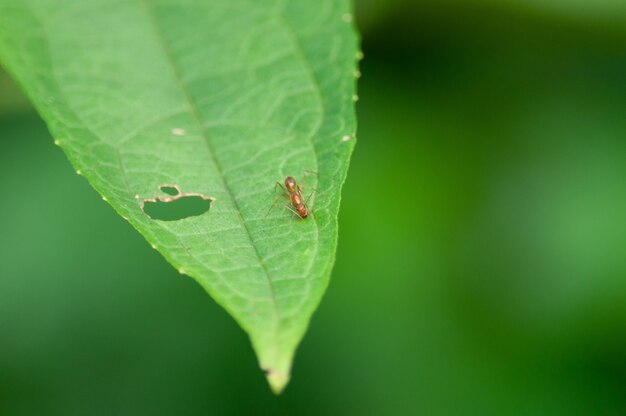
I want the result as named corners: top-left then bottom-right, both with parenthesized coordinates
top-left (0, 0), bottom-right (358, 392)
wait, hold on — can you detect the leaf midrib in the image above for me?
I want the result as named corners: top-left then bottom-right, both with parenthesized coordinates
top-left (138, 0), bottom-right (281, 327)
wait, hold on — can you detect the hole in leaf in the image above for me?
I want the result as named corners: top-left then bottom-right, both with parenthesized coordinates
top-left (160, 185), bottom-right (179, 196)
top-left (143, 195), bottom-right (212, 221)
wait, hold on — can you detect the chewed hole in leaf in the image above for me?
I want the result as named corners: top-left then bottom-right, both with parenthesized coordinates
top-left (143, 196), bottom-right (211, 221)
top-left (160, 185), bottom-right (180, 196)
top-left (142, 188), bottom-right (214, 221)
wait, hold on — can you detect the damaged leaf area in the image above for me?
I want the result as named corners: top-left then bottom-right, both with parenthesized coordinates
top-left (0, 0), bottom-right (358, 393)
top-left (141, 184), bottom-right (215, 221)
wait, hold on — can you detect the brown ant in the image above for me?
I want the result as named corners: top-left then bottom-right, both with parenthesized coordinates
top-left (268, 171), bottom-right (317, 219)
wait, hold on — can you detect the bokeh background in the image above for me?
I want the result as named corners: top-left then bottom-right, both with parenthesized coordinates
top-left (2, 0), bottom-right (626, 414)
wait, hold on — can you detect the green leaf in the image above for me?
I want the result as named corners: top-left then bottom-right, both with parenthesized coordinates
top-left (0, 0), bottom-right (358, 393)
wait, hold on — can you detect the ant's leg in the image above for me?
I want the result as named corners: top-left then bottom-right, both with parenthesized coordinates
top-left (281, 203), bottom-right (300, 218)
top-left (304, 190), bottom-right (316, 209)
top-left (274, 182), bottom-right (288, 194)
top-left (300, 184), bottom-right (320, 193)
top-left (266, 194), bottom-right (284, 216)
top-left (300, 170), bottom-right (318, 190)
top-left (298, 185), bottom-right (320, 202)
top-left (267, 181), bottom-right (292, 216)
top-left (266, 193), bottom-right (291, 216)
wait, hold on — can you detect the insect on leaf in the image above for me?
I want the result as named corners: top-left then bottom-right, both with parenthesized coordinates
top-left (0, 0), bottom-right (358, 392)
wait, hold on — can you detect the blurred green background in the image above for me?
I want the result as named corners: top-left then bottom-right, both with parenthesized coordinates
top-left (2, 1), bottom-right (626, 414)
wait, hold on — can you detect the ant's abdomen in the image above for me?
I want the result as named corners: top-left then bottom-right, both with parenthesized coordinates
top-left (291, 193), bottom-right (302, 206)
top-left (296, 204), bottom-right (308, 218)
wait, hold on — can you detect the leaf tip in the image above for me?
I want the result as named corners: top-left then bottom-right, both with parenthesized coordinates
top-left (264, 368), bottom-right (291, 395)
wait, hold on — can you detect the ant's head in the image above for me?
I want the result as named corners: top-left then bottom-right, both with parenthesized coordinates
top-left (284, 176), bottom-right (297, 191)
